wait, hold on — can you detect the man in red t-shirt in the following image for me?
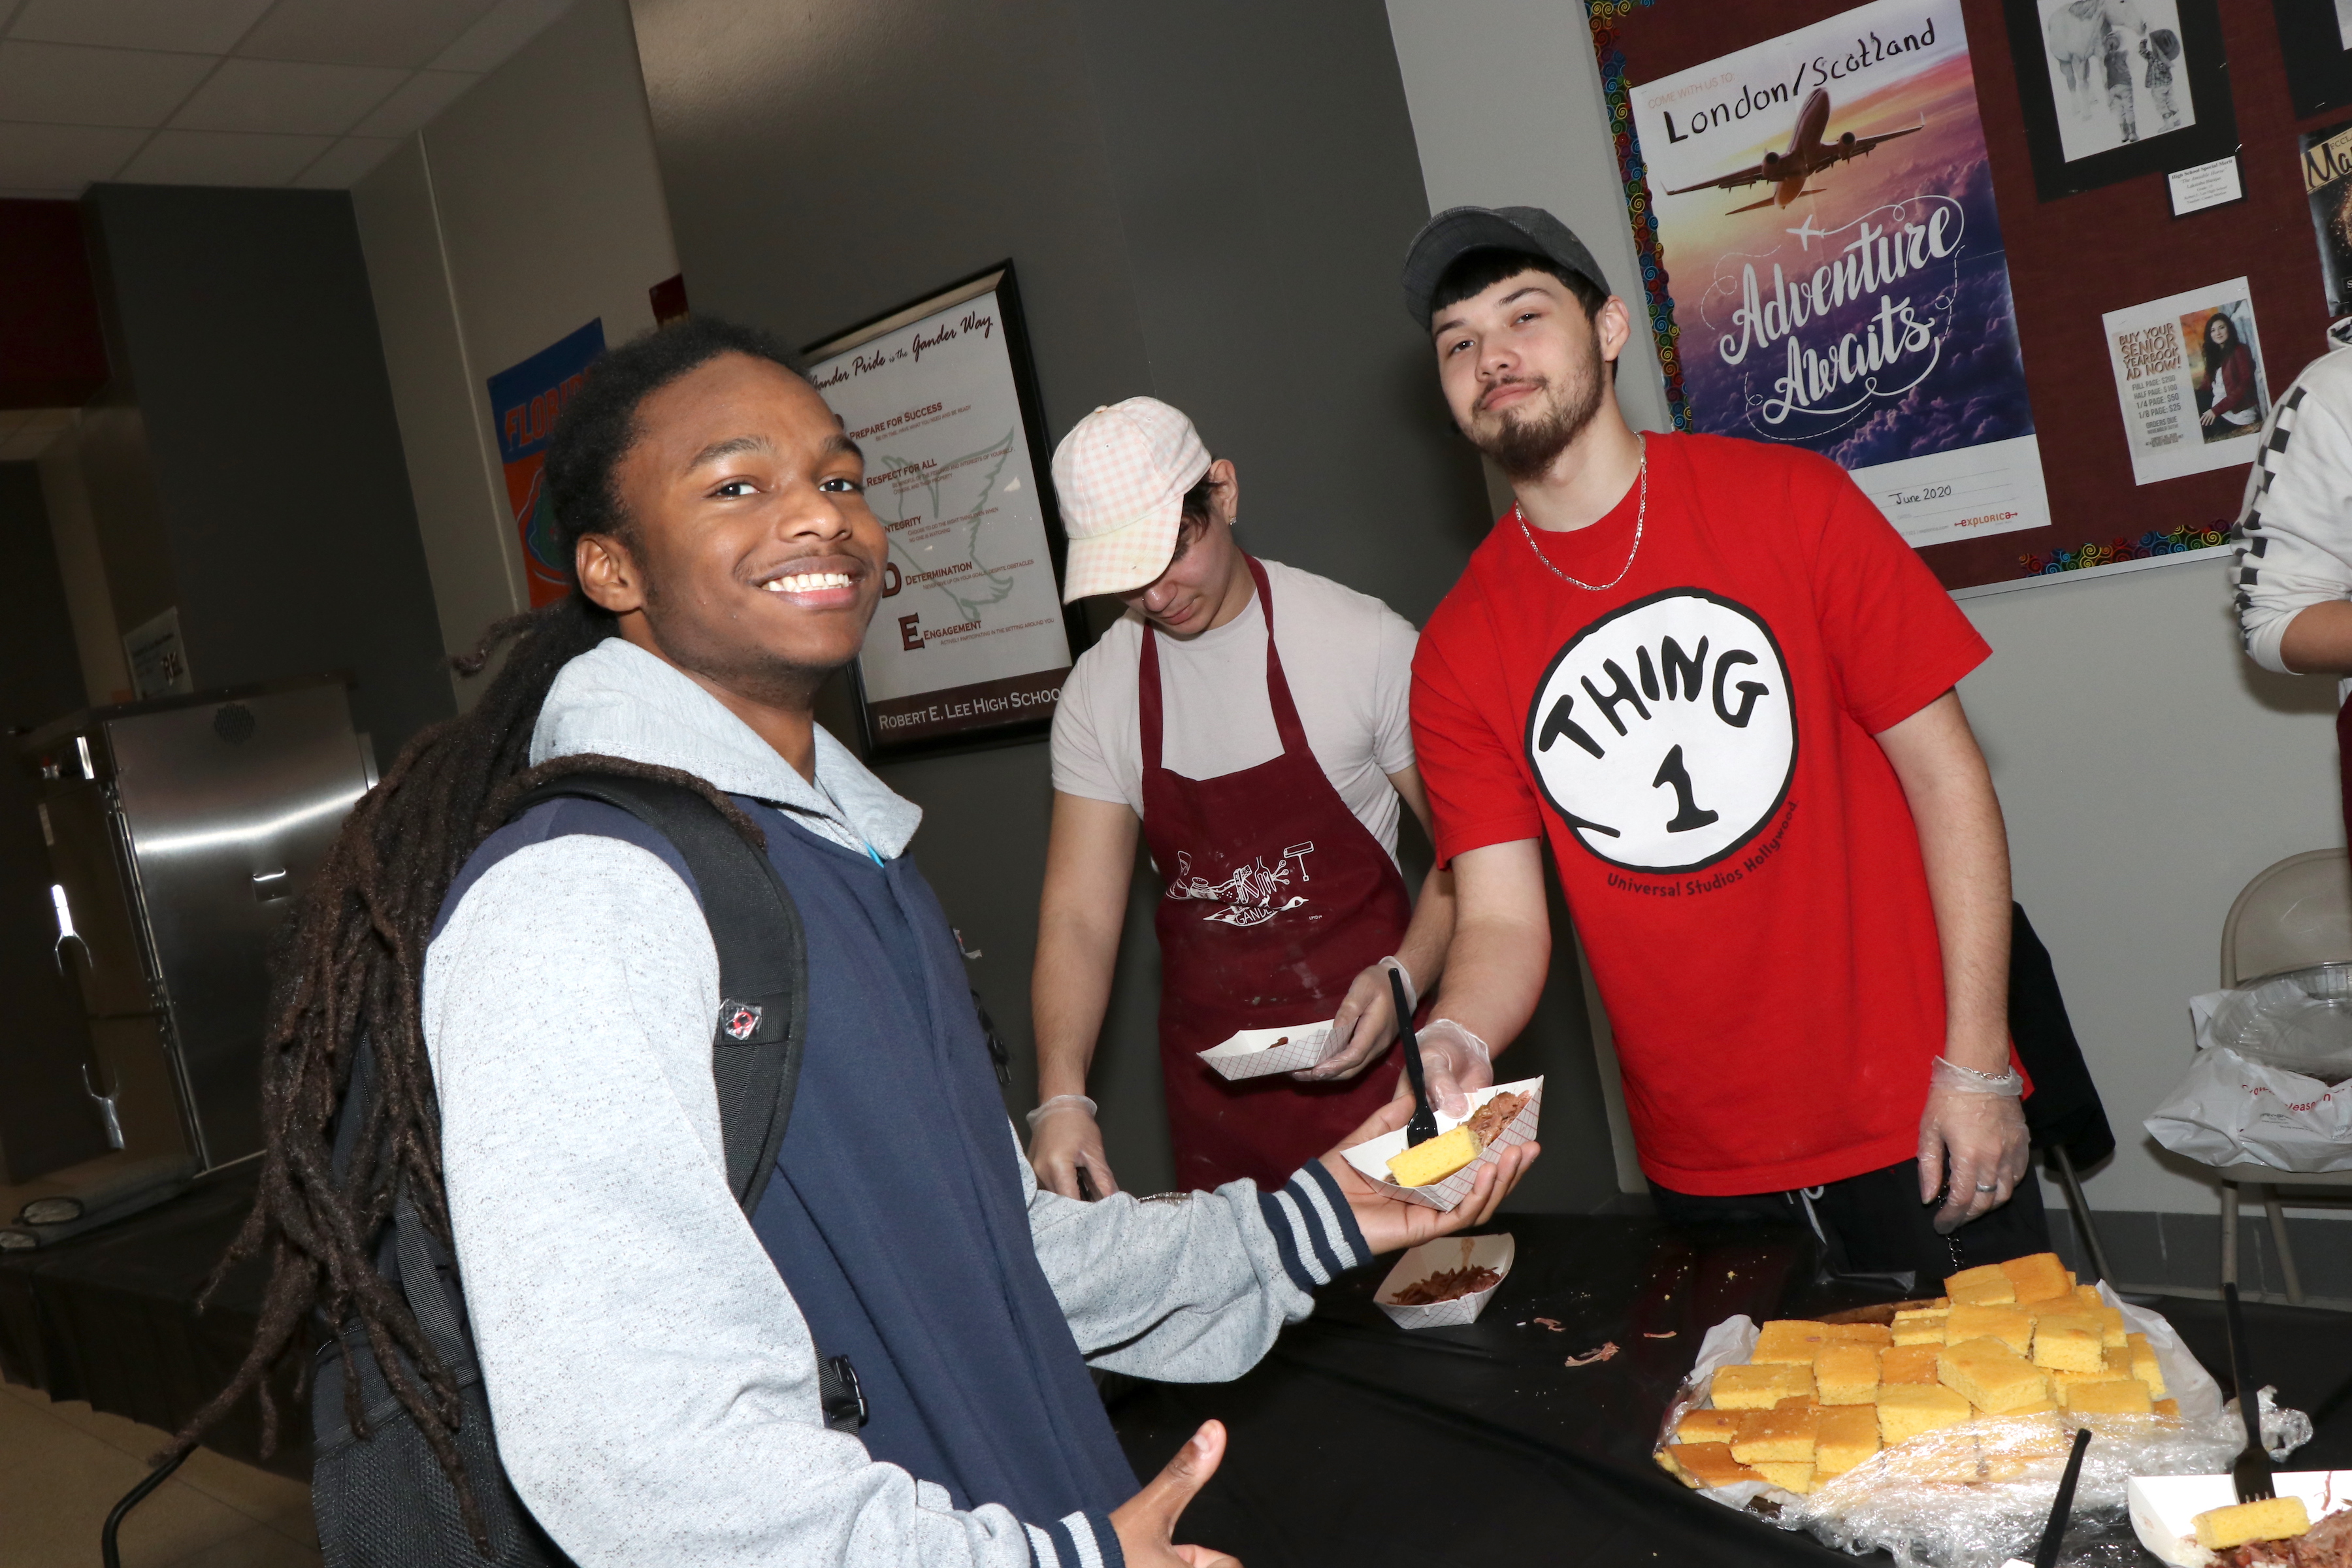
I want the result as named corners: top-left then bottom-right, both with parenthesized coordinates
top-left (1394, 205), bottom-right (2044, 1282)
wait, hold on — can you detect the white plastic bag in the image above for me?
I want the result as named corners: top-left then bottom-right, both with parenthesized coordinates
top-left (2145, 1034), bottom-right (2352, 1174)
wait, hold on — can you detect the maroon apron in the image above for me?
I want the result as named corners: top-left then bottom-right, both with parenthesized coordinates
top-left (2338, 699), bottom-right (2352, 849)
top-left (1139, 556), bottom-right (1415, 1190)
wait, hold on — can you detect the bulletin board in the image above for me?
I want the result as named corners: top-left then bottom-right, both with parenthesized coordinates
top-left (1589, 0), bottom-right (2333, 595)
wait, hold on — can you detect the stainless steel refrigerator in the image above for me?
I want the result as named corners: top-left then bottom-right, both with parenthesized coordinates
top-left (12, 678), bottom-right (374, 1235)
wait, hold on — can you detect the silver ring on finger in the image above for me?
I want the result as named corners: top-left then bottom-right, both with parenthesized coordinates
top-left (1974, 1182), bottom-right (1997, 1192)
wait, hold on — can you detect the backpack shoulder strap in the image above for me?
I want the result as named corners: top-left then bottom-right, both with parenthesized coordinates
top-left (505, 773), bottom-right (806, 1215)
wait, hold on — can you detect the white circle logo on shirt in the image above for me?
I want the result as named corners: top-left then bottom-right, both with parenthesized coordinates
top-left (1522, 589), bottom-right (1796, 874)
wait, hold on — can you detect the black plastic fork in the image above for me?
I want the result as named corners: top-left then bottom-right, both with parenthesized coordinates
top-left (1390, 967), bottom-right (1438, 1147)
top-left (2223, 1282), bottom-right (2276, 1503)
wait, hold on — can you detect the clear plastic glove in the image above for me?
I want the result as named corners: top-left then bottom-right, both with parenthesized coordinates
top-left (1917, 1056), bottom-right (2029, 1235)
top-left (1294, 957), bottom-right (1413, 1083)
top-left (1026, 1094), bottom-right (1120, 1200)
top-left (1386, 1017), bottom-right (1492, 1119)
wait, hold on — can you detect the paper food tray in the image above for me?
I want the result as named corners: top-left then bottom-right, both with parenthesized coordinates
top-left (1374, 1233), bottom-right (1514, 1330)
top-left (1340, 1077), bottom-right (1543, 1211)
top-left (1196, 1021), bottom-right (1331, 1081)
top-left (2129, 1471), bottom-right (2352, 1567)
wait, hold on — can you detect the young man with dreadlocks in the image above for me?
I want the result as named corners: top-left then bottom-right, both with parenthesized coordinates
top-left (178, 317), bottom-right (1534, 1568)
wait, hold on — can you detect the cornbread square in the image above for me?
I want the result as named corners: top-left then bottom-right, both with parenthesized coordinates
top-left (2194, 1497), bottom-right (2311, 1551)
top-left (1944, 1264), bottom-right (2016, 1305)
top-left (1752, 1461), bottom-right (1815, 1495)
top-left (1754, 1320), bottom-right (1833, 1364)
top-left (2125, 1333), bottom-right (2166, 1397)
top-left (1815, 1344), bottom-right (1880, 1406)
top-left (2066, 1269), bottom-right (2078, 1288)
top-left (1675, 1409), bottom-right (1751, 1445)
top-left (1814, 1405), bottom-right (1881, 1477)
top-left (1878, 1383), bottom-right (1972, 1443)
top-left (2000, 1252), bottom-right (2073, 1305)
top-left (1945, 1303), bottom-right (2034, 1354)
top-left (1712, 1363), bottom-right (1814, 1409)
top-left (1667, 1442), bottom-right (1761, 1489)
top-left (2063, 1377), bottom-right (2151, 1414)
top-left (2029, 1314), bottom-right (2106, 1372)
top-left (1940, 1337), bottom-right (2052, 1413)
top-left (1980, 1399), bottom-right (2059, 1418)
top-left (1385, 1124), bottom-right (1480, 1186)
top-left (1776, 1395), bottom-right (1819, 1410)
top-left (1892, 1313), bottom-right (1949, 1345)
top-left (1820, 1322), bottom-right (1893, 1348)
top-left (2073, 1284), bottom-right (2105, 1309)
top-left (1729, 1405), bottom-right (1818, 1463)
top-left (1880, 1344), bottom-right (1942, 1384)
top-left (2051, 1362), bottom-right (2126, 1390)
top-left (2153, 1397), bottom-right (2180, 1418)
top-left (2096, 1305), bottom-right (2127, 1349)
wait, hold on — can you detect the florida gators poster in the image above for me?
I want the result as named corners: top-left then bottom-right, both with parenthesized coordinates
top-left (487, 319), bottom-right (606, 606)
top-left (1626, 0), bottom-right (2050, 550)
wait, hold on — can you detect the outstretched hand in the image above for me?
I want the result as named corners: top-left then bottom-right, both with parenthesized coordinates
top-left (1110, 1421), bottom-right (1242, 1568)
top-left (1320, 1096), bottom-right (1537, 1257)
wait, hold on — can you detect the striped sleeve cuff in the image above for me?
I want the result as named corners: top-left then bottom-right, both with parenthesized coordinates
top-left (1255, 1161), bottom-right (1369, 1294)
top-left (1025, 1508), bottom-right (1122, 1568)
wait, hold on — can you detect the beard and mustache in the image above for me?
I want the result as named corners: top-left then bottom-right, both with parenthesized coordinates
top-left (1460, 339), bottom-right (1607, 482)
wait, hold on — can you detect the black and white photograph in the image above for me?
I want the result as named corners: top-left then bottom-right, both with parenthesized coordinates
top-left (2004, 0), bottom-right (2233, 198)
top-left (2037, 0), bottom-right (2191, 163)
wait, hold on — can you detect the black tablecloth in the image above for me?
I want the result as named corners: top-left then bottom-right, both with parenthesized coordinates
top-left (1108, 1218), bottom-right (2352, 1568)
top-left (5, 1179), bottom-right (2347, 1547)
top-left (0, 1164), bottom-right (302, 1477)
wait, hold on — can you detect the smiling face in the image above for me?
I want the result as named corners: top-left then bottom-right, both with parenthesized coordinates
top-left (576, 351), bottom-right (887, 706)
top-left (1433, 269), bottom-right (1629, 481)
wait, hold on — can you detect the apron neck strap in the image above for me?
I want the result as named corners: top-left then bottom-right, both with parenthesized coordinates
top-left (1139, 554), bottom-right (1309, 772)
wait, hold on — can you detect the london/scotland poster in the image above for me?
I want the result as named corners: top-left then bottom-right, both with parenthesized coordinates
top-left (1627, 0), bottom-right (2051, 551)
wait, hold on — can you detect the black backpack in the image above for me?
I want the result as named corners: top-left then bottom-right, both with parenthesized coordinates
top-left (308, 772), bottom-right (863, 1567)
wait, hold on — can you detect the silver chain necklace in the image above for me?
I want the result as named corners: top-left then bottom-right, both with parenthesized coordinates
top-left (1516, 437), bottom-right (1646, 592)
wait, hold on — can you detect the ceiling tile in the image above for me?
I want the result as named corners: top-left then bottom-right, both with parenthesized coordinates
top-left (9, 0), bottom-right (276, 55)
top-left (0, 122), bottom-right (147, 193)
top-left (0, 42), bottom-right (214, 128)
top-left (169, 57), bottom-right (404, 137)
top-left (238, 0), bottom-right (499, 71)
top-left (350, 69), bottom-right (475, 138)
top-left (290, 135), bottom-right (396, 188)
top-left (429, 0), bottom-right (572, 74)
top-left (119, 127), bottom-right (331, 185)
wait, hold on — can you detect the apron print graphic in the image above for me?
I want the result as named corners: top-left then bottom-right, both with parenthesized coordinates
top-left (1164, 842), bottom-right (1317, 926)
top-left (1523, 587), bottom-right (1796, 875)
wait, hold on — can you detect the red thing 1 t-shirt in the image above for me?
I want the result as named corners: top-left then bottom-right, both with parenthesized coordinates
top-left (1411, 433), bottom-right (1990, 1195)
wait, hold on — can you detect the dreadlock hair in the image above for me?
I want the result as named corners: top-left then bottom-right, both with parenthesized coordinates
top-left (165, 316), bottom-right (804, 1546)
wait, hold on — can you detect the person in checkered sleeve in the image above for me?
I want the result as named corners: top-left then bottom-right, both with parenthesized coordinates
top-left (1027, 397), bottom-right (1462, 1197)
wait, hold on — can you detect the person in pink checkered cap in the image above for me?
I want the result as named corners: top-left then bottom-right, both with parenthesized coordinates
top-left (1026, 397), bottom-right (1460, 1198)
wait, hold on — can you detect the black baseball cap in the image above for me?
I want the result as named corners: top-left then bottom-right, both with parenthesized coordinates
top-left (1401, 205), bottom-right (1611, 325)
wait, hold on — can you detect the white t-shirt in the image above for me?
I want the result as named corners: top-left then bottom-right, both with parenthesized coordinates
top-left (1050, 558), bottom-right (1420, 859)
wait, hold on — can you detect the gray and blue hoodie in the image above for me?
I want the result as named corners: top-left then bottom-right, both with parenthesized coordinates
top-left (422, 638), bottom-right (1367, 1568)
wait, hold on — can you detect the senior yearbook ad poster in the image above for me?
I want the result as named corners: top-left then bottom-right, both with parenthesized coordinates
top-left (1628, 0), bottom-right (2052, 550)
top-left (2100, 278), bottom-right (2270, 487)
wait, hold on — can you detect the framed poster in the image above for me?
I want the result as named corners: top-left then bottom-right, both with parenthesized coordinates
top-left (1625, 0), bottom-right (2051, 552)
top-left (2272, 0), bottom-right (2352, 119)
top-left (804, 263), bottom-right (1083, 759)
top-left (2001, 0), bottom-right (2236, 201)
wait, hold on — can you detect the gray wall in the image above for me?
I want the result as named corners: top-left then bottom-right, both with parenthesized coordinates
top-left (628, 0), bottom-right (1622, 1209)
top-left (86, 185), bottom-right (452, 755)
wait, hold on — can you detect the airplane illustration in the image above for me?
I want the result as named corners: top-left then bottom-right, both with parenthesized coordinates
top-left (1665, 86), bottom-right (1924, 214)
